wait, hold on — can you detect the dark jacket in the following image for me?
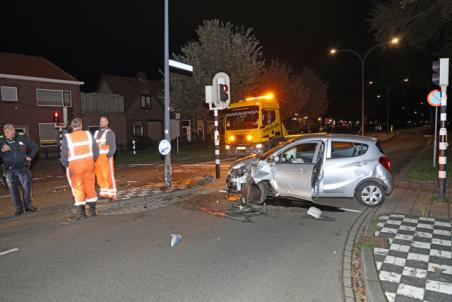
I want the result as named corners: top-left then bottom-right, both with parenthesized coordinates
top-left (0, 132), bottom-right (39, 169)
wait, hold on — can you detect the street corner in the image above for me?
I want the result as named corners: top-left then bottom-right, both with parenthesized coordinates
top-left (370, 214), bottom-right (452, 302)
top-left (180, 188), bottom-right (267, 222)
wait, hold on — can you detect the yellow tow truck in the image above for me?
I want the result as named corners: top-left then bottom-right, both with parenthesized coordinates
top-left (224, 93), bottom-right (289, 155)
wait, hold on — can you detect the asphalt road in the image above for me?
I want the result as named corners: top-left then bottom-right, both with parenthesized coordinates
top-left (0, 129), bottom-right (427, 302)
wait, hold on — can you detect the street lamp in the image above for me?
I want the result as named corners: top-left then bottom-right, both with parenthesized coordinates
top-left (329, 37), bottom-right (400, 135)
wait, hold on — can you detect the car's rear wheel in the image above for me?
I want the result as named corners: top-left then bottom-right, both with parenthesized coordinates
top-left (356, 181), bottom-right (385, 207)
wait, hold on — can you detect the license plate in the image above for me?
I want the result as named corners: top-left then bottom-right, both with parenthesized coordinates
top-left (236, 146), bottom-right (246, 150)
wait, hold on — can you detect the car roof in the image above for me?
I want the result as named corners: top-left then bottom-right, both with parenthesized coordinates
top-left (287, 133), bottom-right (378, 143)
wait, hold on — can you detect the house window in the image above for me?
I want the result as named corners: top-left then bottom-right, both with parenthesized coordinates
top-left (36, 89), bottom-right (72, 107)
top-left (132, 121), bottom-right (143, 136)
top-left (140, 95), bottom-right (151, 109)
top-left (1, 86), bottom-right (18, 102)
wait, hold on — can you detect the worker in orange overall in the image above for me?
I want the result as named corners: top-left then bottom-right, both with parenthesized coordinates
top-left (60, 118), bottom-right (99, 219)
top-left (94, 116), bottom-right (117, 201)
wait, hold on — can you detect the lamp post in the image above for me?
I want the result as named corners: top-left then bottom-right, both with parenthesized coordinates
top-left (329, 37), bottom-right (399, 136)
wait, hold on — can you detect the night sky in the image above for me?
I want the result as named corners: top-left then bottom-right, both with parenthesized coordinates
top-left (1, 1), bottom-right (431, 122)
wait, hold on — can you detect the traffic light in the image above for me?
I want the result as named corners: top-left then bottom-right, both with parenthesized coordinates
top-left (432, 60), bottom-right (440, 86)
top-left (219, 84), bottom-right (229, 102)
top-left (432, 58), bottom-right (450, 86)
top-left (53, 111), bottom-right (60, 123)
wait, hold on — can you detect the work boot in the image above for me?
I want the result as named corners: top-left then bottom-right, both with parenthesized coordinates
top-left (76, 205), bottom-right (87, 220)
top-left (89, 203), bottom-right (97, 217)
top-left (25, 206), bottom-right (37, 212)
top-left (14, 208), bottom-right (24, 216)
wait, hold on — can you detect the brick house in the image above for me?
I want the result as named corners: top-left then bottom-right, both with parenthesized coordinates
top-left (96, 73), bottom-right (164, 144)
top-left (80, 92), bottom-right (128, 150)
top-left (0, 52), bottom-right (83, 148)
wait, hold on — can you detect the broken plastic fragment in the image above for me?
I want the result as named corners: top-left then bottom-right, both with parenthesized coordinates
top-left (170, 234), bottom-right (182, 247)
top-left (307, 206), bottom-right (322, 219)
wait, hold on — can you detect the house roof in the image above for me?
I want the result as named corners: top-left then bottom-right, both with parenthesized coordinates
top-left (96, 74), bottom-right (163, 109)
top-left (0, 52), bottom-right (83, 85)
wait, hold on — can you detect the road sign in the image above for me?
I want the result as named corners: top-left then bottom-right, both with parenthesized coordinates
top-left (159, 139), bottom-right (171, 156)
top-left (169, 59), bottom-right (193, 72)
top-left (427, 89), bottom-right (441, 107)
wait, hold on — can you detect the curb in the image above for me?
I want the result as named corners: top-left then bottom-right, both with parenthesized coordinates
top-left (361, 210), bottom-right (387, 302)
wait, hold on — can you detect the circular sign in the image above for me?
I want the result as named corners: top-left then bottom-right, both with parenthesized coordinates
top-left (427, 90), bottom-right (441, 107)
top-left (158, 139), bottom-right (171, 156)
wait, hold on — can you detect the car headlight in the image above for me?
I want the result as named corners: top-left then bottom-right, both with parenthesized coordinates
top-left (225, 145), bottom-right (231, 150)
top-left (256, 143), bottom-right (263, 149)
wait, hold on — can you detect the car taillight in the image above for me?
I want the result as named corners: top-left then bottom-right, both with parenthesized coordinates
top-left (379, 156), bottom-right (391, 172)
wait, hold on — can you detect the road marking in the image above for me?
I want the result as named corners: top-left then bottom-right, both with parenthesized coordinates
top-left (339, 207), bottom-right (363, 213)
top-left (0, 194), bottom-right (11, 199)
top-left (0, 248), bottom-right (19, 256)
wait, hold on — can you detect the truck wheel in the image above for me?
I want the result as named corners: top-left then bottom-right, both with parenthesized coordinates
top-left (356, 181), bottom-right (385, 207)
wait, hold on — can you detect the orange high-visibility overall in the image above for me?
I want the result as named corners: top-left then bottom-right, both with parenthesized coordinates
top-left (65, 131), bottom-right (97, 206)
top-left (94, 129), bottom-right (117, 198)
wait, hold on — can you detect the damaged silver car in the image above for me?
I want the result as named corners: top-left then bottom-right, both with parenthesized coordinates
top-left (226, 134), bottom-right (392, 207)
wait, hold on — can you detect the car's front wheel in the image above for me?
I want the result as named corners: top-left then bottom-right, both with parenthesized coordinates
top-left (356, 181), bottom-right (385, 207)
top-left (242, 180), bottom-right (268, 204)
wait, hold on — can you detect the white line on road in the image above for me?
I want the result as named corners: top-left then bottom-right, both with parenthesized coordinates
top-left (0, 195), bottom-right (11, 199)
top-left (339, 207), bottom-right (363, 213)
top-left (0, 248), bottom-right (19, 256)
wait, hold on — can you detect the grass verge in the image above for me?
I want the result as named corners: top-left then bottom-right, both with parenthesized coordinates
top-left (405, 146), bottom-right (452, 181)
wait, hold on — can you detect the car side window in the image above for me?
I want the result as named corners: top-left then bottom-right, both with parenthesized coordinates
top-left (330, 141), bottom-right (368, 158)
top-left (279, 143), bottom-right (318, 164)
top-left (262, 109), bottom-right (276, 126)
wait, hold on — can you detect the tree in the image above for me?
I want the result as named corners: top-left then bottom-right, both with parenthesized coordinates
top-left (171, 19), bottom-right (265, 119)
top-left (299, 67), bottom-right (329, 119)
top-left (369, 0), bottom-right (452, 55)
top-left (254, 60), bottom-right (311, 121)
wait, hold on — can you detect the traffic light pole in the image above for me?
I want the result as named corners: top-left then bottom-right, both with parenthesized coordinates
top-left (214, 109), bottom-right (220, 179)
top-left (438, 85), bottom-right (448, 200)
top-left (163, 0), bottom-right (172, 188)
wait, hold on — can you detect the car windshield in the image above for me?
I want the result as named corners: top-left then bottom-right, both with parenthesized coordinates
top-left (225, 106), bottom-right (259, 130)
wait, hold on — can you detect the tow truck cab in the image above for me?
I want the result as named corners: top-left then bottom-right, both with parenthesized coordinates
top-left (224, 94), bottom-right (288, 155)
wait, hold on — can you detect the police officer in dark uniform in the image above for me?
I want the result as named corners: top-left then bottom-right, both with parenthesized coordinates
top-left (0, 124), bottom-right (38, 216)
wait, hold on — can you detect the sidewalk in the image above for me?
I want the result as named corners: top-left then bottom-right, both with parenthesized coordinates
top-left (362, 179), bottom-right (452, 302)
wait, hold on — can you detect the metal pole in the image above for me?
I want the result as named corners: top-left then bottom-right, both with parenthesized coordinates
top-left (386, 87), bottom-right (390, 134)
top-left (433, 106), bottom-right (438, 167)
top-left (59, 127), bottom-right (63, 153)
top-left (361, 61), bottom-right (365, 135)
top-left (214, 109), bottom-right (220, 179)
top-left (163, 0), bottom-right (172, 187)
top-left (438, 86), bottom-right (447, 200)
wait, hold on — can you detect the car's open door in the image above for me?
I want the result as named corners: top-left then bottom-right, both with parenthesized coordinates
top-left (272, 141), bottom-right (324, 201)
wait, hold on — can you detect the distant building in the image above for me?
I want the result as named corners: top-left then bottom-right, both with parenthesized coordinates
top-left (80, 92), bottom-right (128, 149)
top-left (0, 52), bottom-right (83, 148)
top-left (96, 73), bottom-right (164, 144)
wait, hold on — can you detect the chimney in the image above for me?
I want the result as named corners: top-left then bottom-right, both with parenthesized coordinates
top-left (137, 71), bottom-right (147, 82)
